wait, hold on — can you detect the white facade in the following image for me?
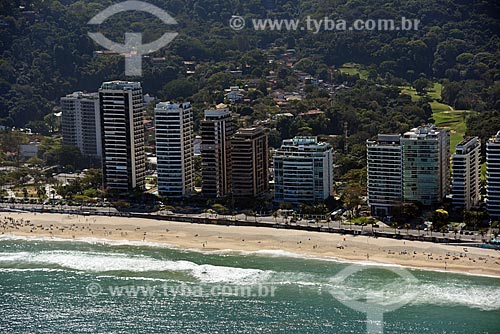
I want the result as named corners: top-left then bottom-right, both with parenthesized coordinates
top-left (366, 134), bottom-right (402, 217)
top-left (487, 131), bottom-right (500, 219)
top-left (402, 125), bottom-right (450, 206)
top-left (155, 102), bottom-right (194, 198)
top-left (451, 137), bottom-right (481, 210)
top-left (274, 136), bottom-right (333, 204)
top-left (99, 81), bottom-right (145, 192)
top-left (224, 86), bottom-right (244, 104)
top-left (61, 91), bottom-right (102, 158)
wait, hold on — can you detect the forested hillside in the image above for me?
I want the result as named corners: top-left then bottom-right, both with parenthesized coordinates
top-left (0, 0), bottom-right (498, 136)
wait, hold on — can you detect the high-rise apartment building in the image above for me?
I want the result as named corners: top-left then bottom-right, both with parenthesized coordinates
top-left (99, 81), bottom-right (145, 192)
top-left (486, 131), bottom-right (500, 219)
top-left (451, 137), bottom-right (481, 210)
top-left (402, 125), bottom-right (450, 206)
top-left (366, 134), bottom-right (402, 217)
top-left (61, 91), bottom-right (102, 158)
top-left (232, 127), bottom-right (269, 198)
top-left (155, 102), bottom-right (194, 198)
top-left (274, 136), bottom-right (333, 204)
top-left (201, 106), bottom-right (233, 198)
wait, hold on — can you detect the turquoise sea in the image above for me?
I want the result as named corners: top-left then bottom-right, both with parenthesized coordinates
top-left (1, 235), bottom-right (500, 333)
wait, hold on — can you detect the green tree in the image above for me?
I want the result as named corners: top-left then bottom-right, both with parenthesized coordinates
top-left (341, 185), bottom-right (364, 218)
top-left (413, 78), bottom-right (430, 95)
top-left (431, 209), bottom-right (449, 229)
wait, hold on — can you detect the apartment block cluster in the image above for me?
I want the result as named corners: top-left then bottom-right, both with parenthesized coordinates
top-left (61, 81), bottom-right (334, 204)
top-left (367, 125), bottom-right (500, 219)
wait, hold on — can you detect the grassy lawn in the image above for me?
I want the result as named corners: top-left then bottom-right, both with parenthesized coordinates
top-left (400, 86), bottom-right (420, 101)
top-left (400, 83), bottom-right (442, 102)
top-left (429, 101), bottom-right (450, 113)
top-left (427, 82), bottom-right (442, 100)
top-left (400, 82), bottom-right (470, 153)
top-left (339, 63), bottom-right (368, 80)
top-left (348, 216), bottom-right (377, 224)
top-left (431, 108), bottom-right (474, 153)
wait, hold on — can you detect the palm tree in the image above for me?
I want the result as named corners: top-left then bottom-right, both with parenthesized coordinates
top-left (272, 211), bottom-right (278, 222)
top-left (404, 223), bottom-right (411, 236)
top-left (326, 216), bottom-right (331, 230)
top-left (416, 225), bottom-right (421, 237)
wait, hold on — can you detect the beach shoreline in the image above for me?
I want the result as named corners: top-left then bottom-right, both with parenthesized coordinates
top-left (2, 212), bottom-right (500, 278)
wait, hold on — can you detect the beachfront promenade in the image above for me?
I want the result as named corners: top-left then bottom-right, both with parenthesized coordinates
top-left (0, 203), bottom-right (485, 245)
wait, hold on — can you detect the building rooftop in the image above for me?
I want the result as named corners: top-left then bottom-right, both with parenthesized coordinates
top-left (100, 81), bottom-right (141, 90)
top-left (490, 131), bottom-right (500, 143)
top-left (367, 134), bottom-right (401, 145)
top-left (204, 106), bottom-right (231, 118)
top-left (155, 101), bottom-right (191, 110)
top-left (278, 137), bottom-right (331, 152)
top-left (457, 136), bottom-right (479, 148)
top-left (403, 124), bottom-right (447, 139)
top-left (298, 109), bottom-right (324, 117)
top-left (289, 136), bottom-right (318, 145)
top-left (454, 137), bottom-right (480, 155)
top-left (234, 127), bottom-right (264, 138)
top-left (216, 103), bottom-right (228, 109)
top-left (62, 91), bottom-right (98, 99)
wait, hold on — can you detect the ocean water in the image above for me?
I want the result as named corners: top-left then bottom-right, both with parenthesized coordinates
top-left (1, 235), bottom-right (500, 333)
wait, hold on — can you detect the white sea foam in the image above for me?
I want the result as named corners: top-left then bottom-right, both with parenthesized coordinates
top-left (408, 280), bottom-right (500, 311)
top-left (327, 275), bottom-right (500, 311)
top-left (0, 234), bottom-right (176, 249)
top-left (2, 233), bottom-right (500, 280)
top-left (0, 249), bottom-right (271, 284)
top-left (0, 267), bottom-right (68, 273)
top-left (1, 247), bottom-right (500, 310)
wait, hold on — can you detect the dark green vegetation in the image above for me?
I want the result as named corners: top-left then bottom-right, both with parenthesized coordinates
top-left (0, 0), bottom-right (498, 121)
top-left (0, 0), bottom-right (499, 184)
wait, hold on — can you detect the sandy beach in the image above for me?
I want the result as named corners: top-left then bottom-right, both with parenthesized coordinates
top-left (2, 211), bottom-right (500, 277)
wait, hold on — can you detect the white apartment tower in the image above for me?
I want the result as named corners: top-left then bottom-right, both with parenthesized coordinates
top-left (99, 81), bottom-right (146, 193)
top-left (451, 137), bottom-right (481, 210)
top-left (402, 125), bottom-right (450, 206)
top-left (61, 91), bottom-right (102, 158)
top-left (274, 136), bottom-right (333, 204)
top-left (486, 131), bottom-right (500, 219)
top-left (155, 102), bottom-right (194, 198)
top-left (366, 134), bottom-right (402, 217)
